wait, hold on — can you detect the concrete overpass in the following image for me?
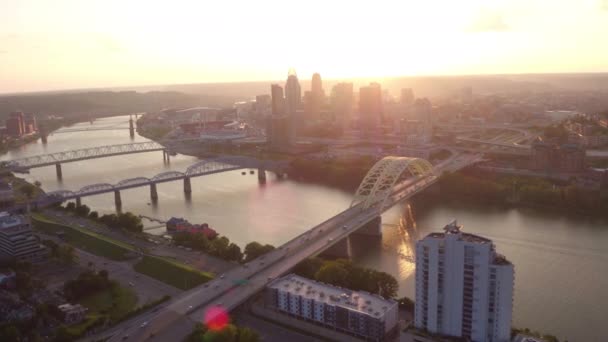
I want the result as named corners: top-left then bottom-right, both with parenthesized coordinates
top-left (85, 153), bottom-right (482, 342)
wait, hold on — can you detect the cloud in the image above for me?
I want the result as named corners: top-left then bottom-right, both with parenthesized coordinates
top-left (467, 10), bottom-right (510, 32)
top-left (601, 0), bottom-right (608, 11)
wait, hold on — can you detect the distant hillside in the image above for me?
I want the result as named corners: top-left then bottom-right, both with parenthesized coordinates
top-left (0, 91), bottom-right (240, 120)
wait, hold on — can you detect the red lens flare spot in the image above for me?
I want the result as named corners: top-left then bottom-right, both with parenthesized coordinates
top-left (204, 306), bottom-right (229, 331)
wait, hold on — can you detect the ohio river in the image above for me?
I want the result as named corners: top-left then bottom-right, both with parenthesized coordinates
top-left (3, 115), bottom-right (607, 341)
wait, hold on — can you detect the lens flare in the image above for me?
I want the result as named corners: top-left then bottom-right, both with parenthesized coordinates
top-left (204, 306), bottom-right (229, 331)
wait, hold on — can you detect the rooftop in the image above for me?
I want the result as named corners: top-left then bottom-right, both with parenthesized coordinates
top-left (268, 274), bottom-right (397, 320)
top-left (427, 220), bottom-right (492, 244)
top-left (0, 213), bottom-right (28, 230)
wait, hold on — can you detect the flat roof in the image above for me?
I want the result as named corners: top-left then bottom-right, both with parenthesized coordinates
top-left (0, 214), bottom-right (27, 230)
top-left (268, 274), bottom-right (396, 320)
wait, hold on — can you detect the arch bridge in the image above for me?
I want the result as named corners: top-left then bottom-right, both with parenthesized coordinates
top-left (39, 156), bottom-right (286, 209)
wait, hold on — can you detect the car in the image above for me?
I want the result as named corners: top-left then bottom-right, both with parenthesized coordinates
top-left (204, 283), bottom-right (209, 288)
top-left (342, 225), bottom-right (348, 230)
top-left (327, 238), bottom-right (333, 243)
top-left (122, 335), bottom-right (129, 340)
top-left (140, 322), bottom-right (148, 328)
top-left (188, 305), bottom-right (193, 310)
top-left (267, 276), bottom-right (273, 281)
top-left (220, 274), bottom-right (225, 279)
top-left (243, 264), bottom-right (249, 269)
top-left (129, 282), bottom-right (134, 287)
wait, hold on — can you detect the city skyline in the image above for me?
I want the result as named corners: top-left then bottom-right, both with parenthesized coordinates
top-left (1, 0), bottom-right (608, 93)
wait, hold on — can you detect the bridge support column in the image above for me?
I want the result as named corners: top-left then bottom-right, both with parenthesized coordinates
top-left (76, 197), bottom-right (81, 207)
top-left (114, 190), bottom-right (122, 211)
top-left (150, 183), bottom-right (158, 201)
top-left (183, 177), bottom-right (192, 194)
top-left (41, 134), bottom-right (48, 144)
top-left (320, 237), bottom-right (351, 259)
top-left (257, 167), bottom-right (266, 182)
top-left (55, 163), bottom-right (63, 179)
top-left (162, 150), bottom-right (171, 163)
top-left (129, 117), bottom-right (135, 137)
top-left (353, 216), bottom-right (382, 237)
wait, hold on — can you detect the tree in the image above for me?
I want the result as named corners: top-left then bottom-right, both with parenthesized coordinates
top-left (243, 242), bottom-right (275, 262)
top-left (57, 245), bottom-right (77, 264)
top-left (34, 180), bottom-right (42, 188)
top-left (20, 183), bottom-right (36, 200)
top-left (315, 261), bottom-right (349, 287)
top-left (88, 211), bottom-right (99, 220)
top-left (75, 204), bottom-right (91, 216)
top-left (0, 325), bottom-right (20, 342)
top-left (237, 327), bottom-right (260, 342)
top-left (293, 257), bottom-right (324, 279)
top-left (375, 271), bottom-right (399, 298)
top-left (65, 202), bottom-right (76, 211)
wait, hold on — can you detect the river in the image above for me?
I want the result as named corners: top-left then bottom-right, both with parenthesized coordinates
top-left (2, 115), bottom-right (606, 341)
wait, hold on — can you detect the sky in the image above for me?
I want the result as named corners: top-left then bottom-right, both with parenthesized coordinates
top-left (1, 0), bottom-right (608, 93)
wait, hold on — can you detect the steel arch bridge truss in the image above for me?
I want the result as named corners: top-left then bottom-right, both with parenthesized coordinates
top-left (351, 156), bottom-right (434, 210)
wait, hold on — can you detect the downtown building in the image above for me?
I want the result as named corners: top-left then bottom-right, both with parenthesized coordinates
top-left (265, 274), bottom-right (399, 341)
top-left (415, 221), bottom-right (514, 342)
top-left (0, 212), bottom-right (48, 263)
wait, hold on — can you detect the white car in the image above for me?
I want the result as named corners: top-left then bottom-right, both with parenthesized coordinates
top-left (220, 274), bottom-right (225, 279)
top-left (140, 322), bottom-right (148, 328)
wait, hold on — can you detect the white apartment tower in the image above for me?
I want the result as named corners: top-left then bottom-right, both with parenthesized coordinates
top-left (415, 220), bottom-right (514, 342)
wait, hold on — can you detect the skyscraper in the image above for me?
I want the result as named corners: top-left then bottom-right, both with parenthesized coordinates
top-left (415, 220), bottom-right (514, 342)
top-left (271, 84), bottom-right (285, 116)
top-left (309, 73), bottom-right (324, 122)
top-left (284, 69), bottom-right (301, 142)
top-left (358, 83), bottom-right (382, 134)
top-left (401, 88), bottom-right (415, 106)
top-left (412, 98), bottom-right (433, 144)
top-left (331, 82), bottom-right (354, 129)
top-left (6, 111), bottom-right (25, 137)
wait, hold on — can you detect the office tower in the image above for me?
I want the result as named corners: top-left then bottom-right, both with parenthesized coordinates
top-left (331, 82), bottom-right (354, 128)
top-left (285, 69), bottom-right (301, 141)
top-left (359, 83), bottom-right (382, 133)
top-left (265, 274), bottom-right (399, 341)
top-left (415, 221), bottom-right (514, 342)
top-left (6, 111), bottom-right (25, 137)
top-left (309, 73), bottom-right (324, 122)
top-left (271, 84), bottom-right (285, 116)
top-left (401, 88), bottom-right (415, 106)
top-left (412, 98), bottom-right (432, 144)
top-left (0, 212), bottom-right (49, 263)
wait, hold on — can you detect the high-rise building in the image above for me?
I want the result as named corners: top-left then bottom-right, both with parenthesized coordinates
top-left (415, 220), bottom-right (514, 342)
top-left (267, 84), bottom-right (292, 148)
top-left (401, 88), bottom-right (415, 106)
top-left (308, 73), bottom-right (324, 122)
top-left (265, 274), bottom-right (399, 341)
top-left (23, 113), bottom-right (37, 134)
top-left (6, 111), bottom-right (26, 137)
top-left (0, 212), bottom-right (49, 263)
top-left (331, 82), bottom-right (354, 128)
top-left (271, 84), bottom-right (285, 116)
top-left (285, 69), bottom-right (301, 141)
top-left (412, 98), bottom-right (433, 144)
top-left (359, 83), bottom-right (383, 133)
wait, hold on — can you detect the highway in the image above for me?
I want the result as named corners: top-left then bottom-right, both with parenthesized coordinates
top-left (85, 153), bottom-right (481, 342)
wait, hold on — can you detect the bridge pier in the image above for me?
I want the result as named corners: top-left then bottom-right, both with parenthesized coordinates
top-left (320, 237), bottom-right (351, 259)
top-left (150, 183), bottom-right (158, 201)
top-left (129, 117), bottom-right (135, 137)
top-left (183, 177), bottom-right (192, 194)
top-left (55, 163), bottom-right (63, 179)
top-left (76, 197), bottom-right (81, 207)
top-left (163, 150), bottom-right (171, 163)
top-left (114, 190), bottom-right (122, 211)
top-left (41, 134), bottom-right (48, 144)
top-left (353, 216), bottom-right (382, 237)
top-left (257, 167), bottom-right (266, 182)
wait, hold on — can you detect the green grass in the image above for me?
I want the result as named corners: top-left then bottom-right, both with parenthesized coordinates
top-left (65, 314), bottom-right (104, 336)
top-left (31, 213), bottom-right (135, 261)
top-left (79, 282), bottom-right (138, 322)
top-left (133, 255), bottom-right (213, 290)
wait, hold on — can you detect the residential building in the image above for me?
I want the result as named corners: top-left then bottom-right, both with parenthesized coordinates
top-left (415, 220), bottom-right (514, 342)
top-left (0, 212), bottom-right (48, 263)
top-left (359, 83), bottom-right (383, 133)
top-left (265, 274), bottom-right (399, 342)
top-left (530, 138), bottom-right (586, 173)
top-left (23, 113), bottom-right (37, 134)
top-left (58, 303), bottom-right (88, 324)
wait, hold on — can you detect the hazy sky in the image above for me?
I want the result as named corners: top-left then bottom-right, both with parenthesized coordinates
top-left (1, 0), bottom-right (608, 93)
